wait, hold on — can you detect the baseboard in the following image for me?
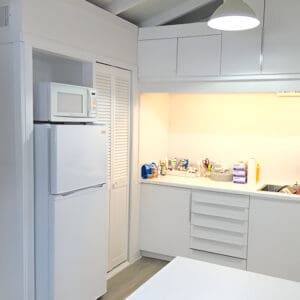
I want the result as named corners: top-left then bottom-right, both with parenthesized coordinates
top-left (140, 250), bottom-right (174, 262)
top-left (129, 251), bottom-right (142, 264)
top-left (107, 261), bottom-right (130, 279)
top-left (106, 251), bottom-right (171, 280)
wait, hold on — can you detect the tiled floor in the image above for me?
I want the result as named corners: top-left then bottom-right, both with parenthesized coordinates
top-left (101, 257), bottom-right (168, 300)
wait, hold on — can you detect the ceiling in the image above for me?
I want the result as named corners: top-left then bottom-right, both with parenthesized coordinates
top-left (87, 0), bottom-right (223, 27)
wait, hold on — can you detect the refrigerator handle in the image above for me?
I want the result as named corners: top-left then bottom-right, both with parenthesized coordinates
top-left (56, 183), bottom-right (106, 197)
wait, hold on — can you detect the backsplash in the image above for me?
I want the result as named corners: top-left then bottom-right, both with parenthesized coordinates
top-left (140, 93), bottom-right (300, 183)
top-left (168, 133), bottom-right (300, 183)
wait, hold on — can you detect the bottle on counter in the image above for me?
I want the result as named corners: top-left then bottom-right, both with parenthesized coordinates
top-left (256, 163), bottom-right (260, 183)
top-left (248, 158), bottom-right (257, 185)
top-left (160, 161), bottom-right (167, 176)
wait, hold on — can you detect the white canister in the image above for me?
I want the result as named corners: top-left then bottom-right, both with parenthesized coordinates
top-left (248, 158), bottom-right (256, 185)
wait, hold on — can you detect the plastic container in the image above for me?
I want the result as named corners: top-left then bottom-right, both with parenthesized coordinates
top-left (233, 161), bottom-right (247, 184)
top-left (233, 176), bottom-right (247, 184)
top-left (141, 162), bottom-right (157, 179)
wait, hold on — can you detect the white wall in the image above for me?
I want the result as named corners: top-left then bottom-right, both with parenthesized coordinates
top-left (21, 0), bottom-right (138, 67)
top-left (140, 93), bottom-right (300, 183)
top-left (0, 0), bottom-right (22, 43)
top-left (139, 93), bottom-right (170, 164)
top-left (0, 42), bottom-right (34, 300)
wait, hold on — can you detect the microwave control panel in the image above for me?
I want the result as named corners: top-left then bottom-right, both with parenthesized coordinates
top-left (89, 90), bottom-right (97, 118)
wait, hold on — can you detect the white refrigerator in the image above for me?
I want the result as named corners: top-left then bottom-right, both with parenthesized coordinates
top-left (34, 124), bottom-right (108, 300)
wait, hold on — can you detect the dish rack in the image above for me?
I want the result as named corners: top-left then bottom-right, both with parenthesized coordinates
top-left (166, 170), bottom-right (198, 178)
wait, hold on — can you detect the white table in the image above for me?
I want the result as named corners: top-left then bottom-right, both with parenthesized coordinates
top-left (127, 257), bottom-right (300, 300)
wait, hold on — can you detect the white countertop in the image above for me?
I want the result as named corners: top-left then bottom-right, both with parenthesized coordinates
top-left (127, 257), bottom-right (300, 300)
top-left (140, 176), bottom-right (300, 201)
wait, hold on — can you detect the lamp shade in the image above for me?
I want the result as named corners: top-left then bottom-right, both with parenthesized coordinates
top-left (208, 0), bottom-right (260, 31)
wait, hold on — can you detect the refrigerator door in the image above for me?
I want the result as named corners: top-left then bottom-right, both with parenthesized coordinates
top-left (49, 186), bottom-right (108, 300)
top-left (50, 124), bottom-right (107, 194)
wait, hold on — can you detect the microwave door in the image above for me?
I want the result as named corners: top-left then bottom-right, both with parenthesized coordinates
top-left (56, 92), bottom-right (85, 116)
top-left (51, 83), bottom-right (88, 119)
top-left (50, 124), bottom-right (107, 195)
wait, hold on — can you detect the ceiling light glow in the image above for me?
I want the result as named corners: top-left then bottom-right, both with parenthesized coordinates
top-left (208, 0), bottom-right (260, 31)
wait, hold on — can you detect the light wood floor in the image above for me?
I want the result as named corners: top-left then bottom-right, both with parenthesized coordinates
top-left (101, 257), bottom-right (168, 300)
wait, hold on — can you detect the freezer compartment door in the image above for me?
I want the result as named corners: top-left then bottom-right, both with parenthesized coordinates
top-left (50, 124), bottom-right (107, 194)
top-left (49, 187), bottom-right (108, 300)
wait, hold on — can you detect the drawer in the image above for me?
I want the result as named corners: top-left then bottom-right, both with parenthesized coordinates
top-left (191, 225), bottom-right (247, 246)
top-left (192, 201), bottom-right (249, 221)
top-left (189, 249), bottom-right (247, 270)
top-left (192, 190), bottom-right (249, 208)
top-left (191, 213), bottom-right (248, 234)
top-left (190, 236), bottom-right (247, 259)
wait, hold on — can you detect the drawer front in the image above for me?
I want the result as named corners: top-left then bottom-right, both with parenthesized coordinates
top-left (192, 201), bottom-right (249, 221)
top-left (189, 249), bottom-right (247, 270)
top-left (190, 236), bottom-right (247, 259)
top-left (192, 190), bottom-right (249, 208)
top-left (191, 225), bottom-right (247, 246)
top-left (191, 213), bottom-right (248, 234)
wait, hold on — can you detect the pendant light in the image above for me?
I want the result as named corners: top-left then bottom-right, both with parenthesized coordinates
top-left (208, 0), bottom-right (260, 31)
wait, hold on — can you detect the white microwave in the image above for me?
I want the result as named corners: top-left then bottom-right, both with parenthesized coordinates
top-left (34, 82), bottom-right (97, 123)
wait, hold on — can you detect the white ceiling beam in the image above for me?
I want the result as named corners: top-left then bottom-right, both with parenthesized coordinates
top-left (140, 0), bottom-right (212, 27)
top-left (105, 0), bottom-right (147, 15)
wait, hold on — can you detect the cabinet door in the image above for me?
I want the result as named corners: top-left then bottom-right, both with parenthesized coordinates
top-left (177, 35), bottom-right (221, 77)
top-left (140, 184), bottom-right (191, 257)
top-left (248, 196), bottom-right (300, 282)
top-left (221, 0), bottom-right (264, 75)
top-left (138, 39), bottom-right (177, 78)
top-left (95, 63), bottom-right (131, 272)
top-left (263, 0), bottom-right (300, 74)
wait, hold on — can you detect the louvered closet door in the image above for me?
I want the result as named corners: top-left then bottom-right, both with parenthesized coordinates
top-left (95, 63), bottom-right (131, 272)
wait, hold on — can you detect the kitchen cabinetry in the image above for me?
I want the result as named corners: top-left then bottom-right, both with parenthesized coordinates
top-left (140, 183), bottom-right (249, 269)
top-left (138, 2), bottom-right (300, 83)
top-left (262, 0), bottom-right (300, 74)
top-left (221, 0), bottom-right (264, 75)
top-left (248, 196), bottom-right (300, 282)
top-left (177, 35), bottom-right (221, 77)
top-left (189, 190), bottom-right (249, 269)
top-left (138, 38), bottom-right (177, 78)
top-left (140, 184), bottom-right (191, 257)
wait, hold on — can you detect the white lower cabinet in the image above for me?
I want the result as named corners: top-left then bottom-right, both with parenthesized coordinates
top-left (189, 249), bottom-right (247, 270)
top-left (140, 184), bottom-right (249, 270)
top-left (248, 196), bottom-right (300, 282)
top-left (140, 184), bottom-right (191, 257)
top-left (190, 191), bottom-right (249, 265)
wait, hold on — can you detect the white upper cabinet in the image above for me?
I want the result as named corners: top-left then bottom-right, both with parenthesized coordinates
top-left (177, 35), bottom-right (221, 77)
top-left (262, 0), bottom-right (300, 74)
top-left (138, 38), bottom-right (177, 78)
top-left (221, 0), bottom-right (264, 75)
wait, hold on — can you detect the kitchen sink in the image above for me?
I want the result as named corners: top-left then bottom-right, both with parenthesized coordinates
top-left (259, 184), bottom-right (283, 192)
